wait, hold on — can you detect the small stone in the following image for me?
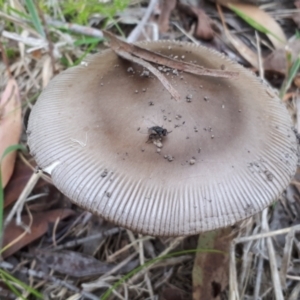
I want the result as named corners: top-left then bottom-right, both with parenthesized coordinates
top-left (167, 155), bottom-right (173, 162)
top-left (189, 159), bottom-right (196, 165)
top-left (186, 94), bottom-right (193, 102)
top-left (135, 90), bottom-right (139, 93)
top-left (141, 70), bottom-right (150, 77)
top-left (154, 140), bottom-right (163, 148)
top-left (101, 169), bottom-right (108, 177)
top-left (204, 96), bottom-right (209, 101)
top-left (127, 67), bottom-right (134, 73)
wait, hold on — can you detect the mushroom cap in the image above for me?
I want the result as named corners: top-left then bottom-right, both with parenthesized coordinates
top-left (27, 41), bottom-right (297, 236)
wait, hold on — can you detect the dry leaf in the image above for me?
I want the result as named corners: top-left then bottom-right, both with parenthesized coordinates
top-left (158, 0), bottom-right (177, 32)
top-left (161, 287), bottom-right (186, 300)
top-left (2, 209), bottom-right (75, 258)
top-left (217, 4), bottom-right (258, 68)
top-left (293, 1), bottom-right (300, 27)
top-left (0, 78), bottom-right (22, 188)
top-left (177, 3), bottom-right (214, 40)
top-left (4, 158), bottom-right (45, 208)
top-left (104, 31), bottom-right (238, 101)
top-left (192, 227), bottom-right (232, 300)
top-left (294, 74), bottom-right (300, 88)
top-left (103, 31), bottom-right (238, 78)
top-left (226, 3), bottom-right (286, 49)
top-left (264, 40), bottom-right (300, 74)
top-left (35, 249), bottom-right (138, 277)
top-left (36, 249), bottom-right (117, 277)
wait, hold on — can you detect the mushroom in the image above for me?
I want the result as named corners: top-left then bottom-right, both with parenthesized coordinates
top-left (27, 41), bottom-right (297, 236)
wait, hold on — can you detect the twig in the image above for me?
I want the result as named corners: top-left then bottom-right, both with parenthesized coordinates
top-left (104, 30), bottom-right (239, 78)
top-left (115, 48), bottom-right (181, 100)
top-left (53, 227), bottom-right (122, 250)
top-left (46, 18), bottom-right (103, 38)
top-left (127, 0), bottom-right (158, 43)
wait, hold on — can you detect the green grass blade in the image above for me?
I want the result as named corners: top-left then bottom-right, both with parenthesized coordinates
top-left (0, 271), bottom-right (26, 300)
top-left (7, 6), bottom-right (31, 20)
top-left (101, 248), bottom-right (224, 299)
top-left (280, 55), bottom-right (300, 99)
top-left (229, 4), bottom-right (284, 43)
top-left (0, 269), bottom-right (43, 299)
top-left (25, 0), bottom-right (45, 38)
top-left (73, 42), bottom-right (98, 66)
top-left (74, 37), bottom-right (103, 46)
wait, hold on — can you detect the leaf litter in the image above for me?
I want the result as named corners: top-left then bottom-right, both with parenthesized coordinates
top-left (0, 78), bottom-right (22, 188)
top-left (1, 0), bottom-right (300, 299)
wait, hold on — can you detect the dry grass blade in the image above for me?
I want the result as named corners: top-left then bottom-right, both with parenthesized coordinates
top-left (228, 3), bottom-right (286, 49)
top-left (103, 31), bottom-right (239, 78)
top-left (217, 4), bottom-right (258, 69)
top-left (262, 209), bottom-right (284, 300)
top-left (115, 48), bottom-right (181, 100)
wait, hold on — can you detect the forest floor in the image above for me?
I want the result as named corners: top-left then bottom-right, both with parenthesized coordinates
top-left (1, 0), bottom-right (300, 299)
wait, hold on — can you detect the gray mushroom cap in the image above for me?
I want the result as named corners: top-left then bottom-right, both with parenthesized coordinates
top-left (27, 41), bottom-right (298, 236)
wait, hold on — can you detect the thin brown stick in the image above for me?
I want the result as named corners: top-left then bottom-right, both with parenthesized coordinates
top-left (103, 30), bottom-right (239, 78)
top-left (115, 49), bottom-right (181, 101)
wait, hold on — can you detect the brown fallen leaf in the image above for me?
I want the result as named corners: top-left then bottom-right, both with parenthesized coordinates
top-left (103, 30), bottom-right (238, 79)
top-left (161, 287), bottom-right (186, 300)
top-left (293, 1), bottom-right (300, 27)
top-left (294, 74), bottom-right (300, 88)
top-left (177, 3), bottom-right (214, 40)
top-left (4, 158), bottom-right (46, 208)
top-left (264, 40), bottom-right (300, 74)
top-left (158, 0), bottom-right (177, 32)
top-left (192, 227), bottom-right (232, 300)
top-left (2, 209), bottom-right (75, 258)
top-left (226, 3), bottom-right (286, 49)
top-left (116, 46), bottom-right (181, 100)
top-left (35, 249), bottom-right (139, 277)
top-left (104, 31), bottom-right (238, 101)
top-left (0, 78), bottom-right (22, 188)
top-left (217, 4), bottom-right (258, 68)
